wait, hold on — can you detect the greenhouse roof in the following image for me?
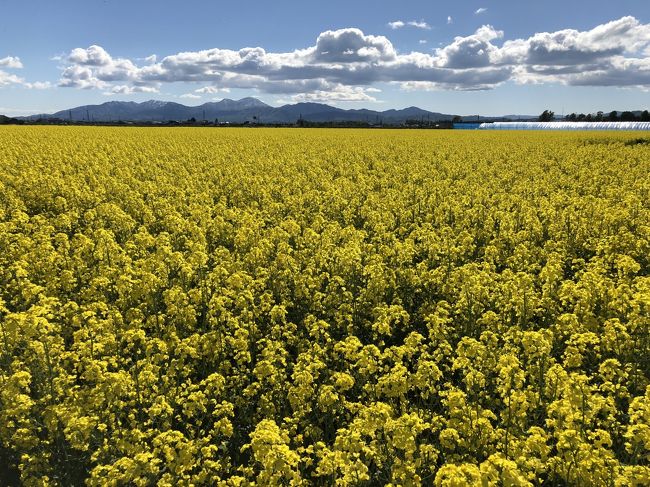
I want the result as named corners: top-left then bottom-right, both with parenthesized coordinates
top-left (479, 122), bottom-right (650, 130)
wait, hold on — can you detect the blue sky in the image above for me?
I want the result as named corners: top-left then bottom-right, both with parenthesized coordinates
top-left (1, 0), bottom-right (649, 116)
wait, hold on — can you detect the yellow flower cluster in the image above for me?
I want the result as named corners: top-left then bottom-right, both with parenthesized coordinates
top-left (0, 127), bottom-right (649, 485)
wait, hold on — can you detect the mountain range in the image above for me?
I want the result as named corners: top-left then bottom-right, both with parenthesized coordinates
top-left (19, 98), bottom-right (534, 124)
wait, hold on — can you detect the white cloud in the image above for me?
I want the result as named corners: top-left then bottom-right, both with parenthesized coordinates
top-left (0, 71), bottom-right (23, 86)
top-left (195, 86), bottom-right (221, 94)
top-left (68, 45), bottom-right (113, 66)
top-left (408, 21), bottom-right (431, 30)
top-left (290, 85), bottom-right (378, 102)
top-left (419, 40), bottom-right (428, 45)
top-left (194, 86), bottom-right (231, 95)
top-left (106, 85), bottom-right (159, 95)
top-left (180, 93), bottom-right (201, 99)
top-left (59, 65), bottom-right (107, 89)
top-left (0, 56), bottom-right (23, 69)
top-left (493, 15), bottom-right (650, 87)
top-left (475, 8), bottom-right (488, 15)
top-left (497, 16), bottom-right (650, 66)
top-left (0, 55), bottom-right (25, 87)
top-left (0, 56), bottom-right (52, 89)
top-left (435, 25), bottom-right (503, 69)
top-left (447, 16), bottom-right (453, 25)
top-left (400, 81), bottom-right (441, 91)
top-left (60, 45), bottom-right (144, 90)
top-left (24, 81), bottom-right (52, 89)
top-left (56, 17), bottom-right (650, 97)
top-left (314, 28), bottom-right (396, 62)
top-left (389, 20), bottom-right (430, 30)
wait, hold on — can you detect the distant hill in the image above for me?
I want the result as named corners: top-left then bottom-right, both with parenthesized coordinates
top-left (23, 98), bottom-right (272, 123)
top-left (16, 99), bottom-right (641, 125)
top-left (20, 98), bottom-right (462, 124)
top-left (0, 114), bottom-right (23, 124)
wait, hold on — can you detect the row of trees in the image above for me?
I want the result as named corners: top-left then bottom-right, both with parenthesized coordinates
top-left (540, 109), bottom-right (650, 122)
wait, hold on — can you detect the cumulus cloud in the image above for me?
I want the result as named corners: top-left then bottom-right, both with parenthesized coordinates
top-left (388, 20), bottom-right (430, 30)
top-left (24, 81), bottom-right (52, 89)
top-left (59, 65), bottom-right (107, 89)
top-left (568, 57), bottom-right (650, 86)
top-left (0, 55), bottom-right (52, 89)
top-left (435, 25), bottom-right (503, 69)
top-left (55, 16), bottom-right (650, 97)
top-left (408, 21), bottom-right (431, 30)
top-left (498, 16), bottom-right (649, 66)
top-left (0, 71), bottom-right (23, 86)
top-left (106, 85), bottom-right (159, 95)
top-left (68, 45), bottom-right (113, 66)
top-left (314, 28), bottom-right (396, 62)
top-left (447, 16), bottom-right (453, 25)
top-left (496, 16), bottom-right (650, 86)
top-left (290, 85), bottom-right (378, 102)
top-left (0, 56), bottom-right (23, 69)
top-left (195, 86), bottom-right (221, 94)
top-left (193, 86), bottom-right (231, 95)
top-left (0, 55), bottom-right (28, 87)
top-left (475, 8), bottom-right (488, 15)
top-left (176, 86), bottom-right (233, 100)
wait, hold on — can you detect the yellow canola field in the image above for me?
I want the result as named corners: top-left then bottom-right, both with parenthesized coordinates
top-left (0, 127), bottom-right (649, 486)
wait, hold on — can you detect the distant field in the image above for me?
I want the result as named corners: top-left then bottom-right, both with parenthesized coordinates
top-left (1, 127), bottom-right (649, 485)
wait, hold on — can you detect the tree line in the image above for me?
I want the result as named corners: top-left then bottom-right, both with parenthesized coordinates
top-left (539, 109), bottom-right (650, 122)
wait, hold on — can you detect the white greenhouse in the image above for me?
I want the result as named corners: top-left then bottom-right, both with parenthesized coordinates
top-left (478, 122), bottom-right (650, 130)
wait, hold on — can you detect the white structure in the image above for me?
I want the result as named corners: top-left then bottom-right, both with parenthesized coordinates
top-left (478, 122), bottom-right (650, 131)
